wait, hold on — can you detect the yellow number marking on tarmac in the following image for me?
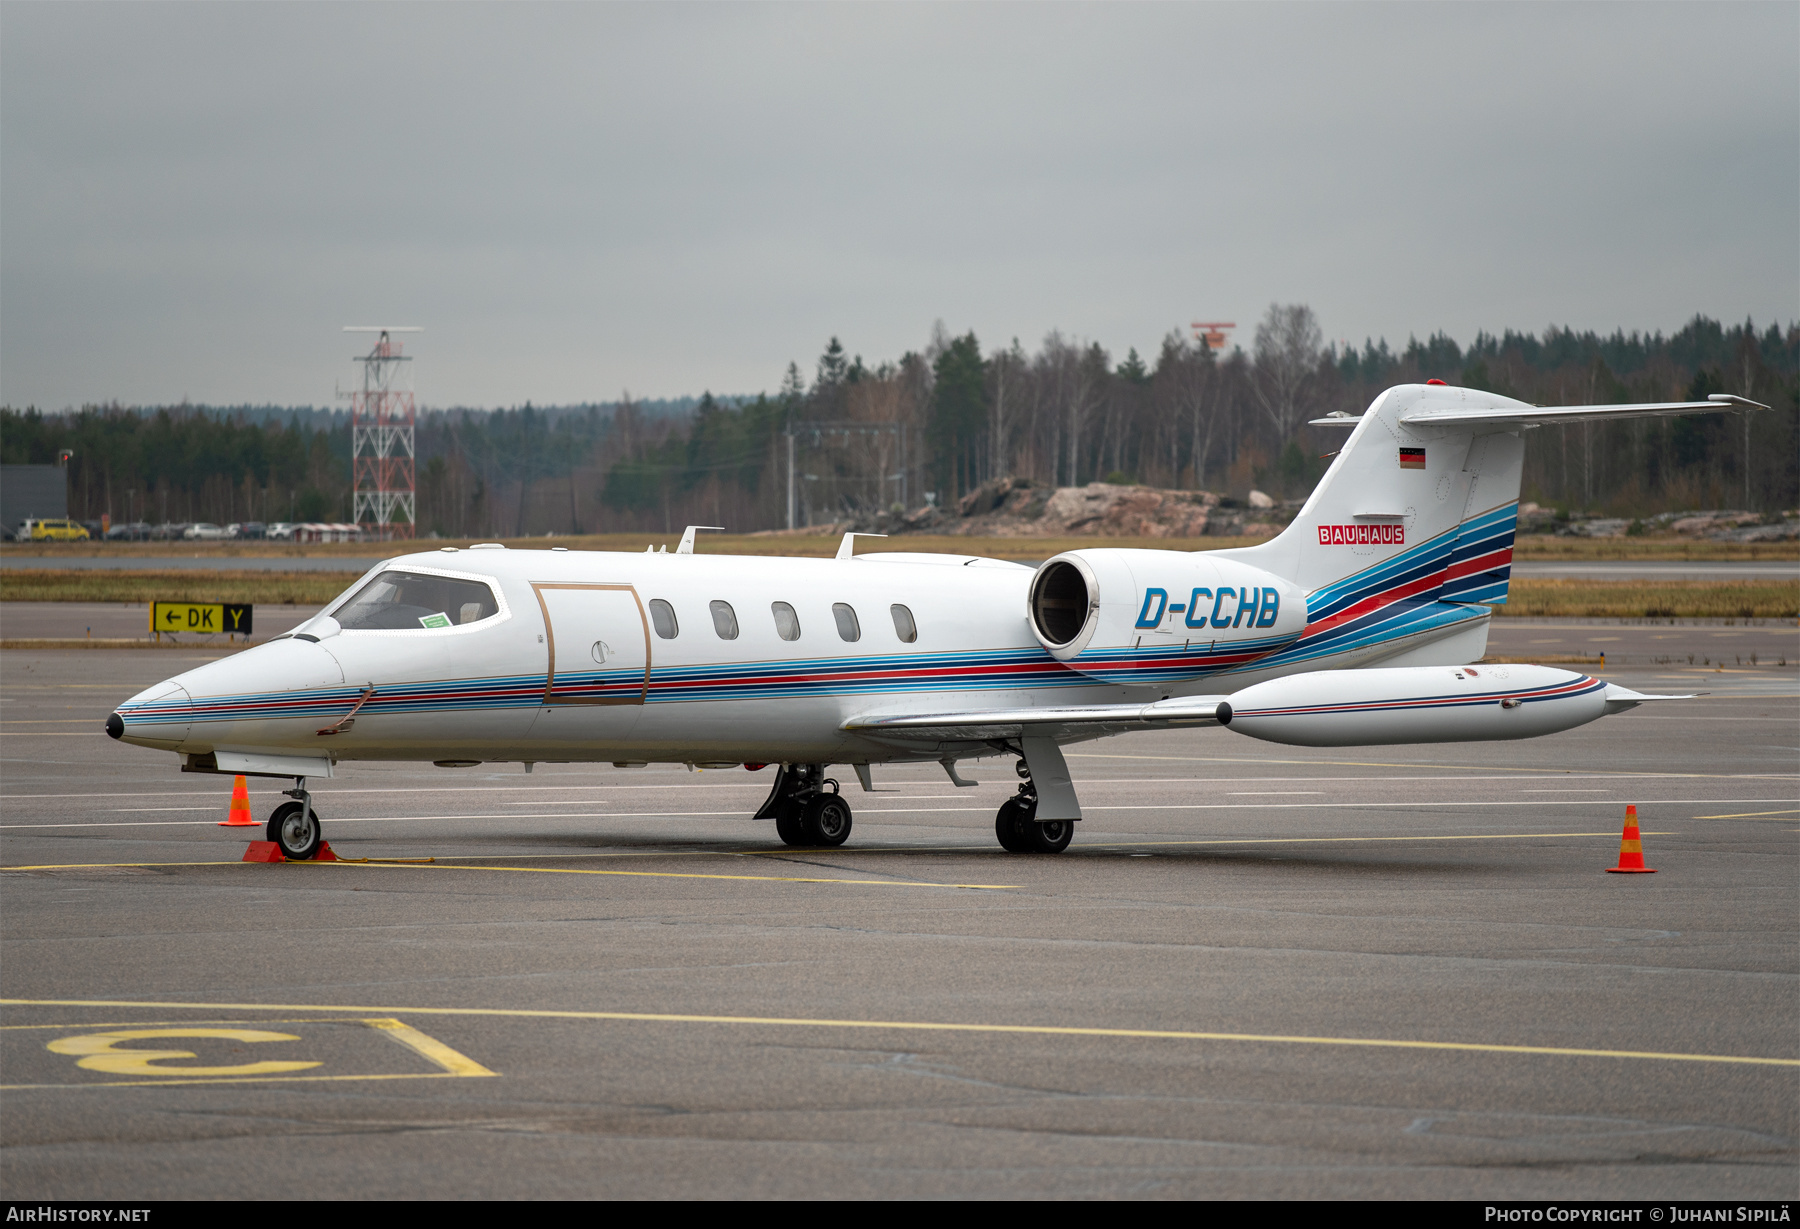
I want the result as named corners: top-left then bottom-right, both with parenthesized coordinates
top-left (3, 1017), bottom-right (495, 1089)
top-left (4, 998), bottom-right (1794, 1070)
top-left (47, 1028), bottom-right (321, 1077)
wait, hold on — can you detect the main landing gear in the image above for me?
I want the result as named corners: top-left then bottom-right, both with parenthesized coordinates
top-left (994, 758), bottom-right (1072, 855)
top-left (757, 764), bottom-right (853, 848)
top-left (267, 779), bottom-right (323, 860)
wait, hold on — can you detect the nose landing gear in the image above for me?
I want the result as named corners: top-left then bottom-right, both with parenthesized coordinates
top-left (267, 779), bottom-right (322, 860)
top-left (994, 758), bottom-right (1072, 854)
top-left (758, 764), bottom-right (854, 848)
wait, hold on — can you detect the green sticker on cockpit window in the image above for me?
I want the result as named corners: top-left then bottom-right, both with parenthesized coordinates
top-left (418, 612), bottom-right (452, 629)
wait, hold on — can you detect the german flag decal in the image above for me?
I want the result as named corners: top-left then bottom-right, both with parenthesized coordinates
top-left (1399, 447), bottom-right (1426, 470)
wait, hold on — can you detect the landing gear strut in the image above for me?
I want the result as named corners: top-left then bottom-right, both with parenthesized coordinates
top-left (757, 763), bottom-right (853, 848)
top-left (994, 758), bottom-right (1072, 854)
top-left (267, 777), bottom-right (322, 860)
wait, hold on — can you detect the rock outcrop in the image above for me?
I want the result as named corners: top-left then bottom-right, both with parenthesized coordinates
top-left (817, 478), bottom-right (1296, 538)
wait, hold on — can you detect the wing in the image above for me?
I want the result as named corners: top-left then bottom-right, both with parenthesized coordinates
top-left (843, 695), bottom-right (1229, 743)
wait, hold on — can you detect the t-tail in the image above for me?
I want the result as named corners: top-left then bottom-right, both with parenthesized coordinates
top-left (1210, 382), bottom-right (1766, 671)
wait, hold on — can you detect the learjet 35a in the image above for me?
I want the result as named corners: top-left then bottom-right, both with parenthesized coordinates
top-left (108, 383), bottom-right (1766, 858)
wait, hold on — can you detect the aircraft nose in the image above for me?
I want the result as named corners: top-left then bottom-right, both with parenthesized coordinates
top-left (113, 680), bottom-right (195, 749)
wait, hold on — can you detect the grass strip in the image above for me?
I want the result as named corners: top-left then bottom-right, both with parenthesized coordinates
top-left (1509, 534), bottom-right (1797, 562)
top-left (0, 569), bottom-right (360, 606)
top-left (1498, 578), bottom-right (1798, 619)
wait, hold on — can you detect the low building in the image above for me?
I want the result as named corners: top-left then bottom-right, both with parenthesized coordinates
top-left (1, 465), bottom-right (68, 537)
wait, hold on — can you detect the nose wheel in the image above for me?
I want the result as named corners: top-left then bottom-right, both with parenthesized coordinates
top-left (267, 781), bottom-right (322, 860)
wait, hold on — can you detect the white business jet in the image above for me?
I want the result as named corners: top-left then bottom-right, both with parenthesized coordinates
top-left (107, 383), bottom-right (1764, 859)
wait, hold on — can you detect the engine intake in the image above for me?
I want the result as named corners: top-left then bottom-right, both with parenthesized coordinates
top-left (1030, 559), bottom-right (1092, 647)
top-left (1026, 549), bottom-right (1304, 684)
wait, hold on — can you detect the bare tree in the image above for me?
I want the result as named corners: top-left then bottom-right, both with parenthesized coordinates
top-left (1252, 303), bottom-right (1323, 441)
top-left (1153, 331), bottom-right (1222, 490)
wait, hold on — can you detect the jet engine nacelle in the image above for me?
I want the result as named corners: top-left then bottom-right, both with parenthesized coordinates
top-left (1218, 664), bottom-right (1606, 747)
top-left (1028, 548), bottom-right (1306, 684)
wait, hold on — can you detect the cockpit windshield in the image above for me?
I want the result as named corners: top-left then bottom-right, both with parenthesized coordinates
top-left (333, 570), bottom-right (500, 630)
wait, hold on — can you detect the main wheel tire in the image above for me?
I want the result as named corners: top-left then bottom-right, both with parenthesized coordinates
top-left (994, 798), bottom-right (1032, 853)
top-left (267, 800), bottom-right (322, 860)
top-left (800, 793), bottom-right (853, 847)
top-left (774, 803), bottom-right (806, 847)
top-left (1024, 817), bottom-right (1073, 854)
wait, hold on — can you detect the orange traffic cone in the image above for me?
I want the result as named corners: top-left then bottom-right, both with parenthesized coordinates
top-left (1606, 805), bottom-right (1655, 873)
top-left (218, 775), bottom-right (257, 827)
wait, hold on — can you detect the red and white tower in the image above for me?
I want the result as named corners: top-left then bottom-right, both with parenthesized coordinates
top-left (343, 326), bottom-right (421, 540)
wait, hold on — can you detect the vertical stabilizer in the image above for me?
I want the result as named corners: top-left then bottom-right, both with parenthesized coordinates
top-left (1208, 384), bottom-right (1523, 668)
top-left (1220, 384), bottom-right (1523, 598)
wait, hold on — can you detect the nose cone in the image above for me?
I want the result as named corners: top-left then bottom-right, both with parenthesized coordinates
top-left (112, 680), bottom-right (194, 749)
top-left (114, 638), bottom-right (346, 754)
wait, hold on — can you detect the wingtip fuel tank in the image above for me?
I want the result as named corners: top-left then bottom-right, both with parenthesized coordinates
top-left (1217, 664), bottom-right (1608, 747)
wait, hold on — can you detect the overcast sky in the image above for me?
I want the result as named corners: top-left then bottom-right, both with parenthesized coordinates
top-left (3, 2), bottom-right (1795, 411)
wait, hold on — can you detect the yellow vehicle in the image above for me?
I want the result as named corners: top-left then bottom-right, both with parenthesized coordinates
top-left (27, 518), bottom-right (89, 542)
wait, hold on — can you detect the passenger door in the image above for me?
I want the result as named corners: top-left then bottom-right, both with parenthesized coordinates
top-left (531, 583), bottom-right (652, 705)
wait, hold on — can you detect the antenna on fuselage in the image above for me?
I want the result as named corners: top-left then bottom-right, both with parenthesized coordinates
top-left (836, 532), bottom-right (888, 560)
top-left (676, 525), bottom-right (725, 555)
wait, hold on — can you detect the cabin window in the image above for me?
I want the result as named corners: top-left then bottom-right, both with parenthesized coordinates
top-left (334, 570), bottom-right (499, 630)
top-left (890, 604), bottom-right (917, 643)
top-left (832, 602), bottom-right (861, 642)
top-left (709, 600), bottom-right (739, 640)
top-left (649, 599), bottom-right (678, 639)
top-left (771, 601), bottom-right (801, 641)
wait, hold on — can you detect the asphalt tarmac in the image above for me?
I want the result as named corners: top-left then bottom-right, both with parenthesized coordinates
top-left (1, 636), bottom-right (1795, 1199)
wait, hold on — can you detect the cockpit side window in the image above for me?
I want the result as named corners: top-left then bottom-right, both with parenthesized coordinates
top-left (333, 570), bottom-right (500, 630)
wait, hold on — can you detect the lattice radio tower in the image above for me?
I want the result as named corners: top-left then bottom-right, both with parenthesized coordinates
top-left (342, 326), bottom-right (421, 540)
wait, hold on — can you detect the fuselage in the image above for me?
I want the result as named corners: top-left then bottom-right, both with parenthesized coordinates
top-left (113, 542), bottom-right (1485, 769)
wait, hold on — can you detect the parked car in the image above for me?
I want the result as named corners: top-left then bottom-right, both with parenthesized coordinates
top-left (231, 521), bottom-right (267, 540)
top-left (27, 518), bottom-right (90, 542)
top-left (265, 522), bottom-right (296, 540)
top-left (106, 521), bottom-right (153, 541)
top-left (183, 523), bottom-right (228, 540)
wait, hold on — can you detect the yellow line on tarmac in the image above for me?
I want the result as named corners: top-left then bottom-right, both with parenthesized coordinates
top-left (0, 858), bottom-right (1013, 890)
top-left (0, 829), bottom-right (1675, 873)
top-left (0, 1072), bottom-right (477, 1091)
top-left (3, 998), bottom-right (1793, 1069)
top-left (339, 861), bottom-right (1014, 890)
top-left (362, 1017), bottom-right (497, 1076)
top-left (1072, 830), bottom-right (1676, 850)
top-left (1693, 809), bottom-right (1799, 820)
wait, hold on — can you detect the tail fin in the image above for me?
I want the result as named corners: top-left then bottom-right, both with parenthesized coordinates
top-left (1220, 384), bottom-right (1523, 607)
top-left (1219, 380), bottom-right (1761, 604)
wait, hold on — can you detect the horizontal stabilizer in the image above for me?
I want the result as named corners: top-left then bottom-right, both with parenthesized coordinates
top-left (1399, 393), bottom-right (1768, 429)
top-left (845, 695), bottom-right (1228, 741)
top-left (1602, 683), bottom-right (1697, 715)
